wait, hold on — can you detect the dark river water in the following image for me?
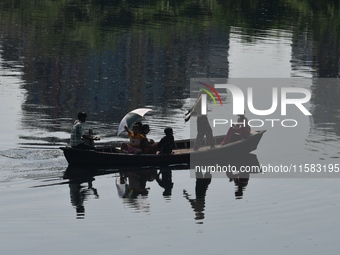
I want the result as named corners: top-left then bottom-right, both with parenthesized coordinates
top-left (1, 1), bottom-right (340, 254)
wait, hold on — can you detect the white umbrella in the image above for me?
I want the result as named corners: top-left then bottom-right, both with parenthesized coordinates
top-left (117, 108), bottom-right (152, 136)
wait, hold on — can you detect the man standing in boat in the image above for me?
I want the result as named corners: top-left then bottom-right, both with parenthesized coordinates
top-left (185, 91), bottom-right (215, 150)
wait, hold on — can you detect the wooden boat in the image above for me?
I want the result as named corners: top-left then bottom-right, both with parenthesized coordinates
top-left (60, 130), bottom-right (266, 167)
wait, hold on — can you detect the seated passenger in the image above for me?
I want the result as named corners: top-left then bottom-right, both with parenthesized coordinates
top-left (121, 124), bottom-right (145, 154)
top-left (141, 124), bottom-right (155, 144)
top-left (140, 124), bottom-right (157, 154)
top-left (221, 114), bottom-right (251, 145)
top-left (157, 127), bottom-right (175, 154)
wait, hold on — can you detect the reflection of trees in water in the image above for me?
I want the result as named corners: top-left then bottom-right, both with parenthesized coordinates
top-left (8, 27), bottom-right (229, 135)
top-left (289, 1), bottom-right (340, 138)
top-left (0, 1), bottom-right (230, 123)
top-left (310, 79), bottom-right (340, 132)
top-left (290, 8), bottom-right (340, 136)
top-left (1, 0), bottom-right (340, 139)
top-left (306, 79), bottom-right (340, 160)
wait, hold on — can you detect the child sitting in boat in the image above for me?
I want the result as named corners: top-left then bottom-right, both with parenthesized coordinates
top-left (121, 124), bottom-right (145, 154)
top-left (140, 124), bottom-right (157, 154)
top-left (140, 124), bottom-right (155, 144)
top-left (157, 127), bottom-right (175, 154)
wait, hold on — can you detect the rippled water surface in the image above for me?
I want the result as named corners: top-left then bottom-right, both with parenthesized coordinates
top-left (1, 1), bottom-right (340, 254)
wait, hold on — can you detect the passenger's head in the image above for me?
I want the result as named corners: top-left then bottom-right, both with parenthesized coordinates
top-left (164, 127), bottom-right (173, 136)
top-left (134, 122), bottom-right (142, 129)
top-left (141, 124), bottom-right (150, 134)
top-left (132, 124), bottom-right (140, 134)
top-left (77, 112), bottom-right (87, 122)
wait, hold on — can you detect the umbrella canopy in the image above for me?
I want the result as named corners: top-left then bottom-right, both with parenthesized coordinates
top-left (117, 108), bottom-right (152, 136)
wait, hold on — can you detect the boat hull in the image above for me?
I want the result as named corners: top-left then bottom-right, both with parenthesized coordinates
top-left (60, 130), bottom-right (266, 167)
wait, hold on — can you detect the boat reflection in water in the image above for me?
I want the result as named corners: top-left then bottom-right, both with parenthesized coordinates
top-left (156, 168), bottom-right (174, 197)
top-left (115, 166), bottom-right (175, 212)
top-left (116, 167), bottom-right (174, 198)
top-left (63, 165), bottom-right (179, 217)
top-left (185, 154), bottom-right (261, 223)
top-left (115, 169), bottom-right (155, 212)
top-left (63, 167), bottom-right (102, 219)
top-left (225, 154), bottom-right (260, 199)
top-left (183, 170), bottom-right (212, 223)
top-left (63, 154), bottom-right (260, 220)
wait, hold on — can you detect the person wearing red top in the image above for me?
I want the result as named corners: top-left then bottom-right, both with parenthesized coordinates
top-left (221, 114), bottom-right (251, 145)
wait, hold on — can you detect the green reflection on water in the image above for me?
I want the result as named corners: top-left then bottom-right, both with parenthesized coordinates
top-left (1, 0), bottom-right (339, 53)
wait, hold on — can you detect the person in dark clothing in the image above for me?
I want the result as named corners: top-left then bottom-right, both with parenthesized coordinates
top-left (157, 127), bottom-right (175, 154)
